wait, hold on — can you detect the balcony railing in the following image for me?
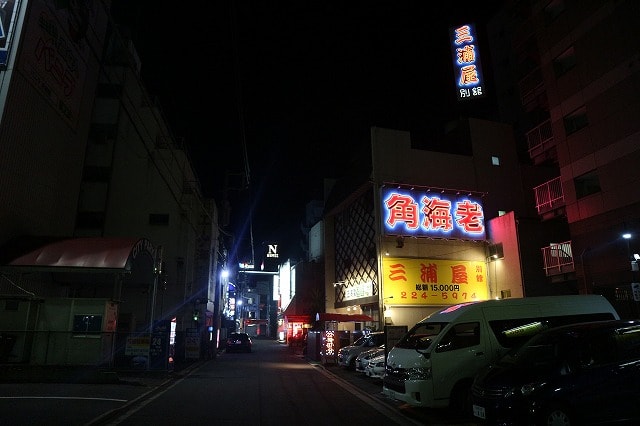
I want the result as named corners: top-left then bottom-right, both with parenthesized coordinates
top-left (541, 241), bottom-right (575, 276)
top-left (527, 119), bottom-right (554, 159)
top-left (533, 176), bottom-right (564, 214)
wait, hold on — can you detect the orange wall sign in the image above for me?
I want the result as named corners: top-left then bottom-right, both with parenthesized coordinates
top-left (382, 257), bottom-right (488, 305)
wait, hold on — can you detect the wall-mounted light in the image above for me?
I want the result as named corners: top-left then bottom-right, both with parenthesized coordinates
top-left (488, 243), bottom-right (504, 260)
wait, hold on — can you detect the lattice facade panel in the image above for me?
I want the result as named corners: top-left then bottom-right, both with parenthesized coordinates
top-left (334, 187), bottom-right (379, 305)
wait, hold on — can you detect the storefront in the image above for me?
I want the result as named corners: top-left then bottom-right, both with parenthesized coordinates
top-left (0, 236), bottom-right (164, 368)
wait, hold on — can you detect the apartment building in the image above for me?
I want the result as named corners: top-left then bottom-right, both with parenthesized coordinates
top-left (488, 0), bottom-right (640, 317)
top-left (0, 1), bottom-right (222, 368)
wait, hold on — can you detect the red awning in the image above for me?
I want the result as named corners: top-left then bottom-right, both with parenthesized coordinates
top-left (316, 313), bottom-right (374, 322)
top-left (284, 315), bottom-right (312, 324)
top-left (245, 319), bottom-right (269, 325)
top-left (0, 236), bottom-right (156, 273)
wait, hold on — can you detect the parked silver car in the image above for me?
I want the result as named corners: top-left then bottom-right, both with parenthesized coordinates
top-left (355, 344), bottom-right (384, 374)
top-left (364, 353), bottom-right (386, 380)
top-left (337, 331), bottom-right (385, 370)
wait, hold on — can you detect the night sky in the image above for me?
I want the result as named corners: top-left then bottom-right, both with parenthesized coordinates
top-left (110, 1), bottom-right (503, 262)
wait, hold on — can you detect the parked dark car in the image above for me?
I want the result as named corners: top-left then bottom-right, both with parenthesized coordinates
top-left (471, 319), bottom-right (640, 426)
top-left (226, 332), bottom-right (252, 353)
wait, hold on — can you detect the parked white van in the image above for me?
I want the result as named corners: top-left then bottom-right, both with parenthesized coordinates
top-left (382, 295), bottom-right (619, 414)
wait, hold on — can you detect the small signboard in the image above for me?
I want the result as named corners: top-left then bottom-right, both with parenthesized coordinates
top-left (320, 330), bottom-right (338, 365)
top-left (384, 325), bottom-right (408, 362)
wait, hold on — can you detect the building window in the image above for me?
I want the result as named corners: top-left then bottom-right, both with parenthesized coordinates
top-left (72, 314), bottom-right (102, 335)
top-left (149, 213), bottom-right (170, 226)
top-left (563, 106), bottom-right (589, 135)
top-left (574, 170), bottom-right (601, 199)
top-left (491, 156), bottom-right (500, 166)
top-left (553, 46), bottom-right (576, 77)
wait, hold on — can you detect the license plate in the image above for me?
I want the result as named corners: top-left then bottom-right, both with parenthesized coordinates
top-left (473, 404), bottom-right (486, 419)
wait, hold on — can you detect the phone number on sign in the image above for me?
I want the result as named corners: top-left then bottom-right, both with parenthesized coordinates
top-left (397, 288), bottom-right (479, 301)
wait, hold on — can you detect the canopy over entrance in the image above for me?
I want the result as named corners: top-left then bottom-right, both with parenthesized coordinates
top-left (0, 236), bottom-right (158, 273)
top-left (316, 313), bottom-right (373, 322)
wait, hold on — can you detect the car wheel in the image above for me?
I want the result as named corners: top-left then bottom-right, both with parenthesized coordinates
top-left (539, 404), bottom-right (572, 426)
top-left (348, 357), bottom-right (357, 370)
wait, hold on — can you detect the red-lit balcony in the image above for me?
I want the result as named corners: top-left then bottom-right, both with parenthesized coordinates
top-left (541, 241), bottom-right (575, 276)
top-left (527, 119), bottom-right (556, 165)
top-left (533, 176), bottom-right (565, 219)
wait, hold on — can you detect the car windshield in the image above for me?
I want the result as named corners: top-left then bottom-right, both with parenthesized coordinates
top-left (352, 335), bottom-right (368, 346)
top-left (497, 331), bottom-right (576, 368)
top-left (395, 322), bottom-right (446, 350)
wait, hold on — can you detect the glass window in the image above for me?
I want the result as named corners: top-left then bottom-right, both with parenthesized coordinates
top-left (435, 322), bottom-right (481, 352)
top-left (395, 322), bottom-right (445, 349)
top-left (563, 106), bottom-right (589, 135)
top-left (488, 312), bottom-right (616, 349)
top-left (73, 314), bottom-right (102, 335)
top-left (553, 46), bottom-right (576, 77)
top-left (574, 170), bottom-right (601, 199)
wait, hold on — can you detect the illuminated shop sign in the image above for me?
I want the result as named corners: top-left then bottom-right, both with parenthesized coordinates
top-left (343, 281), bottom-right (373, 301)
top-left (382, 257), bottom-right (488, 306)
top-left (449, 23), bottom-right (485, 101)
top-left (321, 330), bottom-right (336, 357)
top-left (382, 188), bottom-right (485, 240)
top-left (0, 0), bottom-right (19, 66)
top-left (260, 242), bottom-right (280, 272)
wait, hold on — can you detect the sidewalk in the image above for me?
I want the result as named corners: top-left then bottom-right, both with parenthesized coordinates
top-left (0, 358), bottom-right (204, 385)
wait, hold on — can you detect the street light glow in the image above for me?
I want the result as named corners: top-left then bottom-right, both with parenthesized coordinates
top-left (623, 233), bottom-right (632, 239)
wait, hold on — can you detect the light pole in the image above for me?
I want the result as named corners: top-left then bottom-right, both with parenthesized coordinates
top-left (623, 232), bottom-right (640, 316)
top-left (623, 232), bottom-right (633, 279)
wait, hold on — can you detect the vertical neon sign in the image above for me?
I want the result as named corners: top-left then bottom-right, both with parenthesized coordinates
top-left (450, 23), bottom-right (485, 101)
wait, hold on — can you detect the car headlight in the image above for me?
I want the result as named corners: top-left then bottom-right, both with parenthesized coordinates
top-left (505, 381), bottom-right (546, 398)
top-left (406, 367), bottom-right (432, 380)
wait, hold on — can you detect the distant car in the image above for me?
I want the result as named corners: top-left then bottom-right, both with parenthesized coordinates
top-left (226, 332), bottom-right (252, 353)
top-left (355, 345), bottom-right (384, 374)
top-left (338, 331), bottom-right (385, 370)
top-left (364, 353), bottom-right (386, 380)
top-left (471, 319), bottom-right (640, 426)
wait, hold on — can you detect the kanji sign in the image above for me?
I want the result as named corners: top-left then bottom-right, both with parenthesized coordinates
top-left (382, 188), bottom-right (485, 240)
top-left (382, 257), bottom-right (488, 306)
top-left (449, 23), bottom-right (486, 101)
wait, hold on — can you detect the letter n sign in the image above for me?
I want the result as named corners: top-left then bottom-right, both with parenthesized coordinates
top-left (267, 244), bottom-right (279, 258)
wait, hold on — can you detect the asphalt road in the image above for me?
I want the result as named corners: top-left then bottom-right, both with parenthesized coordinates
top-left (0, 338), bottom-right (479, 426)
